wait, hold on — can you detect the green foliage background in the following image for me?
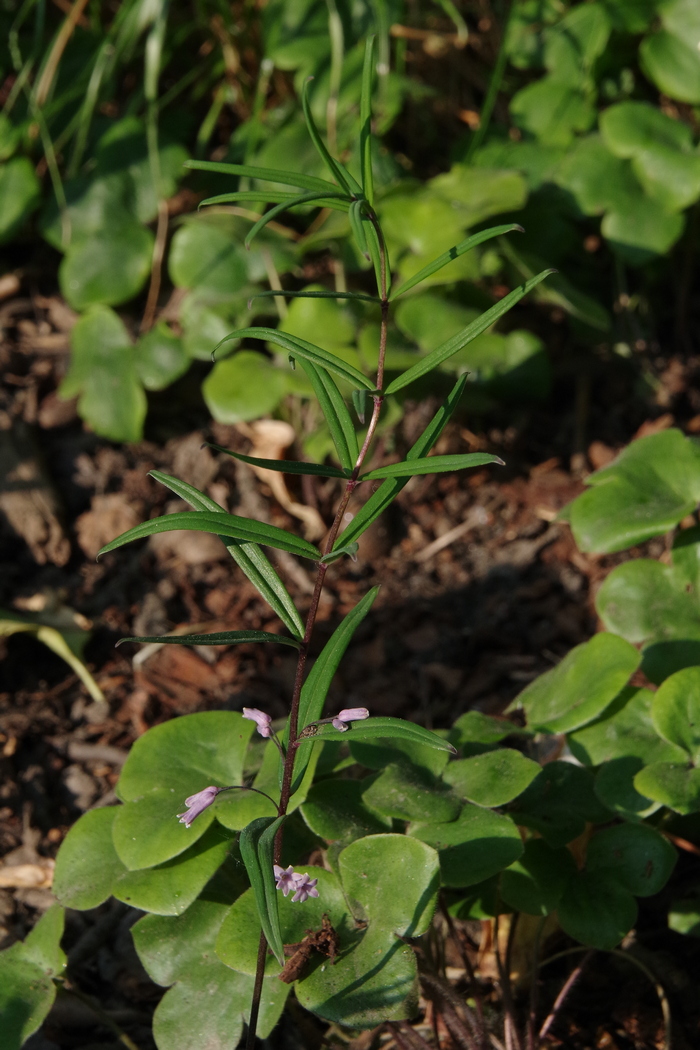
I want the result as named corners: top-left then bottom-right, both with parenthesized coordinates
top-left (1, 0), bottom-right (698, 442)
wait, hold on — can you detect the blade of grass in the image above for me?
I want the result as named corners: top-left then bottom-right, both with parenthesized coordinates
top-left (301, 78), bottom-right (362, 197)
top-left (360, 35), bottom-right (375, 205)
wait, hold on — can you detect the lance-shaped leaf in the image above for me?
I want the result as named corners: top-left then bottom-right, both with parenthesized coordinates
top-left (298, 359), bottom-right (360, 470)
top-left (117, 630), bottom-right (300, 648)
top-left (360, 452), bottom-right (503, 480)
top-left (205, 441), bottom-right (349, 479)
top-left (98, 510), bottom-right (321, 561)
top-left (360, 36), bottom-right (375, 206)
top-left (297, 716), bottom-right (457, 753)
top-left (184, 159), bottom-right (338, 194)
top-left (288, 587), bottom-right (380, 792)
top-left (200, 190), bottom-right (351, 212)
top-left (366, 217), bottom-right (388, 297)
top-left (245, 191), bottom-right (348, 248)
top-left (389, 224), bottom-right (524, 301)
top-left (149, 470), bottom-right (304, 639)
top-left (214, 327), bottom-right (375, 390)
top-left (335, 374), bottom-right (468, 549)
top-left (385, 269), bottom-right (554, 393)
top-left (239, 815), bottom-right (286, 966)
top-left (349, 199), bottom-right (370, 258)
top-left (250, 289), bottom-right (379, 303)
top-left (302, 78), bottom-right (362, 197)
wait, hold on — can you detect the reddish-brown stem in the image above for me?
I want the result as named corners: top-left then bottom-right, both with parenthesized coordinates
top-left (247, 208), bottom-right (389, 1048)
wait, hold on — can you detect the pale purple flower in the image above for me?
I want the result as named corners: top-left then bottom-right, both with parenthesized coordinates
top-left (292, 872), bottom-right (319, 904)
top-left (177, 786), bottom-right (221, 827)
top-left (274, 864), bottom-right (298, 896)
top-left (331, 707), bottom-right (370, 732)
top-left (242, 707), bottom-right (272, 738)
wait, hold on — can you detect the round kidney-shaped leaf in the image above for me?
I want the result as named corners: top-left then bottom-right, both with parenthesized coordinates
top-left (112, 786), bottom-right (217, 870)
top-left (500, 839), bottom-right (576, 916)
top-left (558, 870), bottom-right (637, 950)
top-left (409, 805), bottom-right (523, 888)
top-left (202, 351), bottom-right (290, 424)
top-left (169, 221), bottom-right (248, 293)
top-left (301, 778), bottom-right (392, 845)
top-left (569, 687), bottom-right (686, 766)
top-left (361, 761), bottom-right (460, 824)
top-left (594, 757), bottom-right (661, 821)
top-left (634, 761), bottom-right (700, 815)
top-left (443, 749), bottom-right (540, 806)
top-left (53, 806), bottom-right (127, 910)
top-left (60, 223), bottom-right (154, 309)
top-left (586, 823), bottom-right (676, 897)
top-left (652, 666), bottom-right (700, 759)
top-left (0, 157), bottom-right (41, 243)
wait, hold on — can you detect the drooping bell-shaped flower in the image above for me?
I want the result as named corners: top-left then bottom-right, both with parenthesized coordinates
top-left (242, 707), bottom-right (273, 738)
top-left (331, 707), bottom-right (370, 732)
top-left (177, 786), bottom-right (222, 827)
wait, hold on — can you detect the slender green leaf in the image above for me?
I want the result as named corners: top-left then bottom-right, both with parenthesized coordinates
top-left (250, 289), bottom-right (379, 303)
top-left (200, 191), bottom-right (350, 212)
top-left (289, 587), bottom-right (380, 792)
top-left (298, 360), bottom-right (360, 470)
top-left (349, 199), bottom-right (369, 258)
top-left (301, 79), bottom-right (361, 196)
top-left (385, 270), bottom-right (555, 393)
top-left (360, 36), bottom-right (375, 206)
top-left (184, 159), bottom-right (338, 193)
top-left (97, 511), bottom-right (320, 561)
top-left (239, 816), bottom-right (285, 966)
top-left (334, 374), bottom-right (468, 549)
top-left (245, 191), bottom-right (348, 248)
top-left (320, 542), bottom-right (359, 564)
top-left (352, 389), bottom-right (368, 423)
top-left (389, 224), bottom-right (524, 301)
top-left (205, 442), bottom-right (349, 478)
top-left (360, 452), bottom-right (503, 480)
top-left (148, 470), bottom-right (304, 639)
top-left (366, 217), bottom-right (388, 297)
top-left (298, 716), bottom-right (457, 753)
top-left (117, 631), bottom-right (300, 648)
top-left (215, 327), bottom-right (374, 390)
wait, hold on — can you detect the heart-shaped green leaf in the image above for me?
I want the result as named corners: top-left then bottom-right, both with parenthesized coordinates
top-left (652, 666), bottom-right (700, 758)
top-left (510, 632), bottom-right (639, 733)
top-left (443, 749), bottom-right (540, 806)
top-left (510, 761), bottom-right (611, 847)
top-left (362, 762), bottom-right (461, 823)
top-left (586, 823), bottom-right (676, 897)
top-left (53, 806), bottom-right (127, 910)
top-left (500, 839), bottom-right (576, 916)
top-left (634, 761), bottom-right (700, 815)
top-left (569, 686), bottom-right (686, 766)
top-left (594, 758), bottom-right (661, 821)
top-left (301, 777), bottom-right (392, 845)
top-left (203, 351), bottom-right (291, 424)
top-left (557, 870), bottom-right (637, 949)
top-left (409, 804), bottom-right (523, 887)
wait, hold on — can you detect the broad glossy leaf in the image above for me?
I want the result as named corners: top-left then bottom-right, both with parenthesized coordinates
top-left (279, 283), bottom-right (356, 349)
top-left (297, 836), bottom-right (440, 1027)
top-left (594, 757), bottom-right (661, 822)
top-left (297, 715), bottom-right (457, 754)
top-left (586, 823), bottom-right (676, 897)
top-left (53, 806), bottom-right (126, 909)
top-left (169, 221), bottom-right (247, 293)
top-left (216, 866), bottom-right (347, 975)
top-left (569, 686), bottom-right (685, 766)
top-left (509, 633), bottom-right (640, 733)
top-left (239, 815), bottom-right (286, 965)
top-left (117, 710), bottom-right (254, 801)
top-left (97, 509), bottom-right (321, 561)
top-left (360, 452), bottom-right (502, 480)
top-left (206, 441), bottom-right (348, 478)
top-left (429, 165), bottom-right (528, 228)
top-left (596, 561), bottom-right (700, 648)
top-left (149, 471), bottom-right (303, 639)
top-left (362, 762), bottom-right (461, 823)
top-left (0, 156), bottom-right (41, 243)
top-left (20, 905), bottom-right (65, 976)
top-left (291, 587), bottom-right (380, 790)
top-left (135, 323), bottom-right (189, 391)
top-left (389, 224), bottom-right (524, 301)
top-left (544, 1), bottom-right (611, 78)
top-left (216, 327), bottom-right (374, 390)
top-left (409, 804), bottom-right (523, 888)
top-left (558, 870), bottom-right (637, 950)
top-left (113, 824), bottom-right (234, 915)
top-left (301, 777), bottom-right (392, 845)
top-left (214, 741), bottom-right (279, 829)
top-left (640, 30), bottom-right (700, 104)
top-left (652, 666), bottom-right (700, 759)
top-left (0, 948), bottom-right (57, 1048)
top-left (335, 374), bottom-right (468, 548)
top-left (203, 351), bottom-right (290, 424)
top-left (384, 270), bottom-right (554, 393)
top-left (510, 761), bottom-right (611, 847)
top-left (296, 359), bottom-right (359, 471)
top-left (635, 761), bottom-right (700, 815)
top-left (61, 306), bottom-right (146, 443)
top-left (554, 134), bottom-right (638, 216)
top-left (602, 194), bottom-right (685, 262)
top-left (119, 629), bottom-right (299, 648)
top-left (500, 839), bottom-right (576, 916)
top-left (443, 749), bottom-right (540, 806)
top-left (184, 158), bottom-right (340, 193)
top-left (349, 737), bottom-right (451, 777)
top-left (510, 77), bottom-right (595, 147)
top-left (134, 901), bottom-right (287, 1047)
top-left (450, 710), bottom-right (531, 754)
top-left (60, 222), bottom-right (154, 309)
top-left (112, 786), bottom-right (216, 869)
